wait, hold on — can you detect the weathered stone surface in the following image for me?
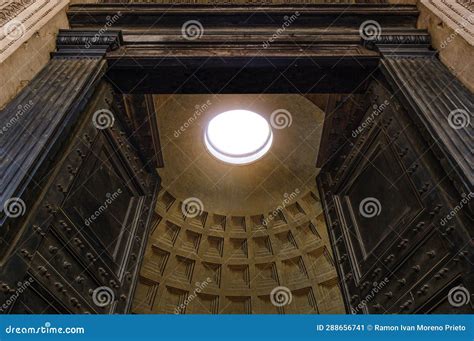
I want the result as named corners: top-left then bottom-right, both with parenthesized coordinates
top-left (0, 0), bottom-right (69, 108)
top-left (418, 0), bottom-right (474, 92)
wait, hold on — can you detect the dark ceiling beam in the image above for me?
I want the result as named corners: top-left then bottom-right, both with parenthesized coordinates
top-left (64, 4), bottom-right (423, 94)
top-left (104, 54), bottom-right (379, 94)
top-left (68, 4), bottom-right (419, 30)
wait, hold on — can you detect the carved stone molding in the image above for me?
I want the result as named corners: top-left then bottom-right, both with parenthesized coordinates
top-left (457, 0), bottom-right (474, 12)
top-left (421, 0), bottom-right (474, 46)
top-left (362, 30), bottom-right (434, 57)
top-left (0, 0), bottom-right (69, 63)
top-left (0, 0), bottom-right (35, 27)
top-left (366, 34), bottom-right (431, 46)
top-left (54, 29), bottom-right (123, 57)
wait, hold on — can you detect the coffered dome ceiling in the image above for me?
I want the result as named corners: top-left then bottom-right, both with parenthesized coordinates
top-left (154, 94), bottom-right (325, 216)
top-left (132, 94), bottom-right (344, 314)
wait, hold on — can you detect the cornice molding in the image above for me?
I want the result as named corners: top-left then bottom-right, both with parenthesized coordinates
top-left (54, 29), bottom-right (123, 57)
top-left (421, 0), bottom-right (474, 46)
top-left (0, 0), bottom-right (69, 63)
top-left (0, 0), bottom-right (35, 27)
top-left (362, 30), bottom-right (435, 57)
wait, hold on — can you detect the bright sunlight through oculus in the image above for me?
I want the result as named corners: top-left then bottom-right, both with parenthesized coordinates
top-left (204, 110), bottom-right (273, 165)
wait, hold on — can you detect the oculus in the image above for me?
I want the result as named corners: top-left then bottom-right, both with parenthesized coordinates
top-left (204, 110), bottom-right (273, 165)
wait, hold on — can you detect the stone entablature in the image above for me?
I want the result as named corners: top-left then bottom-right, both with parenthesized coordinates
top-left (0, 0), bottom-right (35, 27)
top-left (421, 0), bottom-right (474, 46)
top-left (0, 0), bottom-right (69, 63)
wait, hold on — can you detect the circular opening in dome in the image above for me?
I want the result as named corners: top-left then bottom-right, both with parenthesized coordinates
top-left (204, 110), bottom-right (273, 165)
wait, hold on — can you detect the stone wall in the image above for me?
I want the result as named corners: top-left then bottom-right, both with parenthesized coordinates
top-left (0, 1), bottom-right (69, 109)
top-left (418, 0), bottom-right (474, 92)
